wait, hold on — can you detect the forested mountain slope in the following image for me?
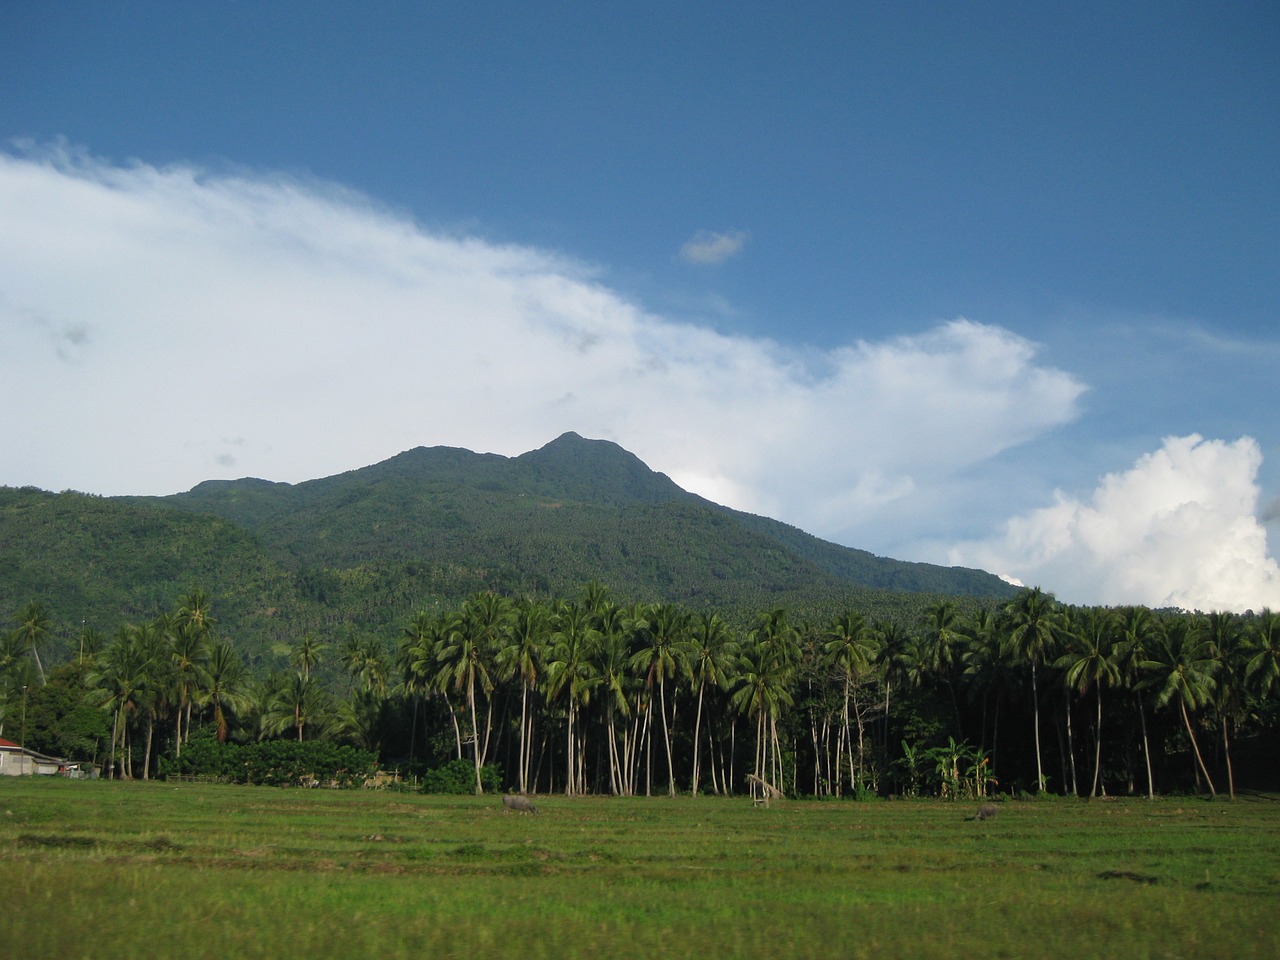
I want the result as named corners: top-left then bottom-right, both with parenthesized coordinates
top-left (2, 432), bottom-right (1013, 661)
top-left (159, 432), bottom-right (1011, 596)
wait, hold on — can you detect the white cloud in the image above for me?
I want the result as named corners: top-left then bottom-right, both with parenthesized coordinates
top-left (951, 435), bottom-right (1280, 613)
top-left (0, 146), bottom-right (1101, 590)
top-left (679, 229), bottom-right (749, 265)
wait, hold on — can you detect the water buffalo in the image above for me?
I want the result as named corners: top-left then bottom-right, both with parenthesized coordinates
top-left (502, 794), bottom-right (538, 815)
top-left (970, 803), bottom-right (999, 821)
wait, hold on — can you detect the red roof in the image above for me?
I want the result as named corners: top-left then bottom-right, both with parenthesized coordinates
top-left (0, 738), bottom-right (22, 749)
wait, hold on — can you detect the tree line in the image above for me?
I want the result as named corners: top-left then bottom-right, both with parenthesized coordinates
top-left (3, 585), bottom-right (1277, 799)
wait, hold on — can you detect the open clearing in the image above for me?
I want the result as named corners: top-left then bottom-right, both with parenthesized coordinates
top-left (2, 780), bottom-right (1277, 959)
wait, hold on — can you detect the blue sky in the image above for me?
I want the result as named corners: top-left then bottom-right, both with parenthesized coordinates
top-left (2, 2), bottom-right (1277, 611)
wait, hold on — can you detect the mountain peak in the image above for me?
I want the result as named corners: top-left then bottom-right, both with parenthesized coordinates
top-left (517, 432), bottom-right (689, 505)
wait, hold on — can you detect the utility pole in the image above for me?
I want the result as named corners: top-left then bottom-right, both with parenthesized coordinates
top-left (20, 685), bottom-right (29, 774)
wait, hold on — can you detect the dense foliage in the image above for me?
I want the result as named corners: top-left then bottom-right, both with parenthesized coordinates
top-left (4, 585), bottom-right (1276, 801)
top-left (0, 434), bottom-right (1013, 671)
top-left (158, 738), bottom-right (377, 787)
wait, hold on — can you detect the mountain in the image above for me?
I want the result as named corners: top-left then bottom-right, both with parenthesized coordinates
top-left (158, 432), bottom-right (1010, 597)
top-left (1, 433), bottom-right (1015, 663)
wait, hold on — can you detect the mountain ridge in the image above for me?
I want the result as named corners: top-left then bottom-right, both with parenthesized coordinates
top-left (156, 431), bottom-right (1012, 598)
top-left (0, 433), bottom-right (1015, 666)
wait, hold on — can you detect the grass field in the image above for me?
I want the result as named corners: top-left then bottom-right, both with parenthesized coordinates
top-left (1, 779), bottom-right (1277, 959)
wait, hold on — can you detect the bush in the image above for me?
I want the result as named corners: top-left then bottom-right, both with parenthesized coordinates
top-left (420, 759), bottom-right (502, 794)
top-left (159, 738), bottom-right (377, 786)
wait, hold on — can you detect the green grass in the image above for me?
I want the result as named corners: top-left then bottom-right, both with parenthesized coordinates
top-left (2, 780), bottom-right (1277, 959)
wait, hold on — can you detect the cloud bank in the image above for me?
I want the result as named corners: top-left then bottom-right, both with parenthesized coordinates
top-left (951, 435), bottom-right (1280, 612)
top-left (1, 145), bottom-right (1275, 611)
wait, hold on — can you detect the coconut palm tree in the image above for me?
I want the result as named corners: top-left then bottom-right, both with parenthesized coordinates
top-left (87, 625), bottom-right (154, 779)
top-left (923, 600), bottom-right (965, 736)
top-left (1056, 607), bottom-right (1120, 798)
top-left (1244, 609), bottom-right (1280, 699)
top-left (14, 600), bottom-right (53, 686)
top-left (960, 608), bottom-right (1011, 769)
top-left (1115, 606), bottom-right (1163, 798)
top-left (1203, 611), bottom-right (1245, 799)
top-left (686, 611), bottom-right (737, 796)
top-left (1142, 617), bottom-right (1219, 796)
top-left (437, 593), bottom-right (510, 794)
top-left (497, 598), bottom-right (550, 793)
top-left (291, 634), bottom-right (327, 681)
top-left (167, 614), bottom-right (209, 755)
top-left (398, 610), bottom-right (447, 762)
top-left (338, 634), bottom-right (389, 697)
top-left (545, 602), bottom-right (601, 795)
top-left (201, 641), bottom-right (251, 742)
top-left (594, 611), bottom-right (636, 795)
top-left (628, 603), bottom-right (689, 797)
top-left (873, 620), bottom-right (911, 757)
top-left (1003, 587), bottom-right (1064, 793)
top-left (730, 629), bottom-right (795, 799)
top-left (262, 671), bottom-right (326, 742)
top-left (132, 619), bottom-right (173, 779)
top-left (823, 611), bottom-right (877, 793)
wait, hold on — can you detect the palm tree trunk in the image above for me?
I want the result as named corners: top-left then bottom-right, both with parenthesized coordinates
top-left (691, 680), bottom-right (706, 796)
top-left (659, 675), bottom-right (676, 797)
top-left (143, 715), bottom-right (154, 781)
top-left (1031, 661), bottom-right (1044, 792)
top-left (1181, 700), bottom-right (1216, 797)
top-left (1090, 686), bottom-right (1103, 798)
top-left (565, 699), bottom-right (575, 796)
top-left (1065, 704), bottom-right (1079, 796)
top-left (109, 707), bottom-right (120, 780)
top-left (1137, 693), bottom-right (1154, 799)
top-left (853, 682), bottom-right (867, 789)
top-left (468, 673), bottom-right (483, 795)
top-left (518, 681), bottom-right (529, 793)
top-left (1221, 718), bottom-right (1235, 800)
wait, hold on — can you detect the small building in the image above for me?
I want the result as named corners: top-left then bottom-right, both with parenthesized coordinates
top-left (0, 736), bottom-right (87, 777)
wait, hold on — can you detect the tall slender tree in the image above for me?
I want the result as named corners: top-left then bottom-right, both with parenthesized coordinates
top-left (731, 628), bottom-right (795, 798)
top-left (686, 611), bottom-right (736, 796)
top-left (1203, 611), bottom-right (1245, 800)
top-left (1116, 606), bottom-right (1163, 798)
top-left (1244, 609), bottom-right (1280, 699)
top-left (1056, 607), bottom-right (1120, 797)
top-left (498, 598), bottom-right (549, 794)
top-left (291, 634), bottom-right (327, 681)
top-left (823, 611), bottom-right (877, 793)
top-left (1003, 587), bottom-right (1064, 793)
top-left (1143, 617), bottom-right (1219, 797)
top-left (545, 602), bottom-right (601, 795)
top-left (14, 600), bottom-right (53, 686)
top-left (628, 603), bottom-right (689, 797)
top-left (437, 594), bottom-right (509, 794)
top-left (201, 640), bottom-right (250, 742)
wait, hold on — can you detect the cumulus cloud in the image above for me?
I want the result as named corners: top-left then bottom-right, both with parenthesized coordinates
top-left (0, 145), bottom-right (1099, 587)
top-left (679, 229), bottom-right (749, 265)
top-left (951, 435), bottom-right (1280, 613)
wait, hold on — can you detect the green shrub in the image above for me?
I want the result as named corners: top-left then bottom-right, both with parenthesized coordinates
top-left (159, 739), bottom-right (377, 786)
top-left (420, 759), bottom-right (502, 794)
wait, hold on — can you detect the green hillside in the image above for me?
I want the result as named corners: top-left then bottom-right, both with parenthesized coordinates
top-left (1, 433), bottom-right (1014, 660)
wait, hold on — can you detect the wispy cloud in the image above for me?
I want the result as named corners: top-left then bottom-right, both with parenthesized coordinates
top-left (679, 229), bottom-right (749, 265)
top-left (1, 146), bottom-right (1275, 611)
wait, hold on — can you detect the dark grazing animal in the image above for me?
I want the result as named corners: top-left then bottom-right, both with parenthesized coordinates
top-left (502, 794), bottom-right (538, 815)
top-left (968, 803), bottom-right (999, 821)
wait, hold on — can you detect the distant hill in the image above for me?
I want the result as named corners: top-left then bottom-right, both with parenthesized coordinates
top-left (158, 432), bottom-right (1012, 596)
top-left (1, 433), bottom-right (1015, 663)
